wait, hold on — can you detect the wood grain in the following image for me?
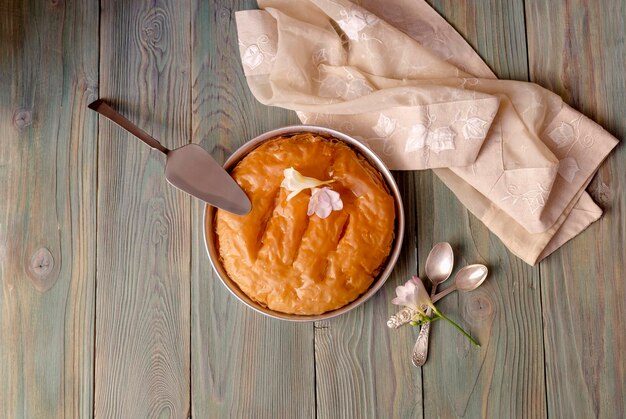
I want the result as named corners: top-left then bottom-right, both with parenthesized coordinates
top-left (426, 0), bottom-right (529, 80)
top-left (525, 1), bottom-right (626, 417)
top-left (421, 1), bottom-right (547, 418)
top-left (314, 172), bottom-right (422, 419)
top-left (189, 1), bottom-right (315, 418)
top-left (95, 0), bottom-right (191, 417)
top-left (1, 0), bottom-right (624, 417)
top-left (0, 0), bottom-right (98, 417)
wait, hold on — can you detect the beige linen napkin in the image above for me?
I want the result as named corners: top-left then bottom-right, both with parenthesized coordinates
top-left (235, 0), bottom-right (618, 265)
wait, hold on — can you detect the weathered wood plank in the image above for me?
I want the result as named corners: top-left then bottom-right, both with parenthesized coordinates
top-left (314, 172), bottom-right (422, 419)
top-left (525, 1), bottom-right (626, 417)
top-left (419, 174), bottom-right (547, 419)
top-left (95, 0), bottom-right (191, 417)
top-left (421, 1), bottom-right (547, 418)
top-left (428, 0), bottom-right (529, 81)
top-left (189, 1), bottom-right (315, 418)
top-left (0, 0), bottom-right (98, 417)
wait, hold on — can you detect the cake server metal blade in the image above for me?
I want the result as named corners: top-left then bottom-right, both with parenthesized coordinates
top-left (88, 99), bottom-right (251, 216)
top-left (165, 144), bottom-right (251, 215)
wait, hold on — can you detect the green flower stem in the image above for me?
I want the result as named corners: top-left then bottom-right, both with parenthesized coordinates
top-left (432, 308), bottom-right (480, 347)
top-left (411, 316), bottom-right (442, 326)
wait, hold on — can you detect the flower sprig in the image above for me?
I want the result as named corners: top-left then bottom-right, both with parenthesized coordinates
top-left (281, 167), bottom-right (335, 201)
top-left (281, 167), bottom-right (343, 219)
top-left (392, 276), bottom-right (480, 346)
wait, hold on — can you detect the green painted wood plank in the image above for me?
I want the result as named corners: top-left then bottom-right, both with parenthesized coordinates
top-left (419, 174), bottom-right (547, 419)
top-left (314, 172), bottom-right (422, 419)
top-left (525, 1), bottom-right (626, 417)
top-left (189, 1), bottom-right (315, 418)
top-left (421, 1), bottom-right (547, 418)
top-left (0, 0), bottom-right (98, 417)
top-left (95, 0), bottom-right (191, 417)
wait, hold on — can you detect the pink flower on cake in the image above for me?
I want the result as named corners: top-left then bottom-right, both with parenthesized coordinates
top-left (307, 187), bottom-right (343, 219)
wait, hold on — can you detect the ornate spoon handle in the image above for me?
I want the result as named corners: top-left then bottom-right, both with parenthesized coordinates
top-left (411, 283), bottom-right (440, 366)
top-left (387, 307), bottom-right (416, 329)
top-left (411, 308), bottom-right (432, 366)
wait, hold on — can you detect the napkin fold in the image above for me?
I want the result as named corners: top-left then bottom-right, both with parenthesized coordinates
top-left (235, 0), bottom-right (618, 265)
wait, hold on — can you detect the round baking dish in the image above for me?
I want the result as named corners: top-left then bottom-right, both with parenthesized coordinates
top-left (203, 125), bottom-right (405, 321)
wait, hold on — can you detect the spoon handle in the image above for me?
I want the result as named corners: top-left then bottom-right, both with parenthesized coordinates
top-left (88, 99), bottom-right (170, 155)
top-left (431, 285), bottom-right (457, 303)
top-left (411, 307), bottom-right (432, 367)
top-left (411, 283), bottom-right (440, 367)
top-left (387, 307), bottom-right (416, 329)
top-left (412, 283), bottom-right (460, 365)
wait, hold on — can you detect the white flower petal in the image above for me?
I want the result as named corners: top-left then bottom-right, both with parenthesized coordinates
top-left (282, 168), bottom-right (334, 200)
top-left (315, 202), bottom-right (333, 219)
top-left (410, 276), bottom-right (433, 309)
top-left (392, 276), bottom-right (433, 312)
top-left (331, 198), bottom-right (343, 211)
top-left (318, 191), bottom-right (331, 205)
top-left (307, 187), bottom-right (344, 219)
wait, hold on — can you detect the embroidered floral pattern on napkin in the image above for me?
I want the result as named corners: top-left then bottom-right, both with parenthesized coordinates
top-left (235, 0), bottom-right (618, 264)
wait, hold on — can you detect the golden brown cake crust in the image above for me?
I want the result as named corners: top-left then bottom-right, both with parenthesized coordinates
top-left (215, 133), bottom-right (395, 315)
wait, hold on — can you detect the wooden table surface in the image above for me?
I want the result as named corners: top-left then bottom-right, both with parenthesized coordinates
top-left (1, 0), bottom-right (624, 418)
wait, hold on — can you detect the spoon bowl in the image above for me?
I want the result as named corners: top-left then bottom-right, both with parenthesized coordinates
top-left (424, 242), bottom-right (454, 286)
top-left (456, 264), bottom-right (488, 292)
top-left (432, 264), bottom-right (488, 303)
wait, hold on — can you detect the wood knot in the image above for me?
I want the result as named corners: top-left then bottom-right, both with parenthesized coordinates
top-left (149, 198), bottom-right (168, 244)
top-left (83, 76), bottom-right (99, 102)
top-left (13, 109), bottom-right (32, 131)
top-left (149, 198), bottom-right (165, 212)
top-left (464, 293), bottom-right (494, 325)
top-left (151, 219), bottom-right (168, 244)
top-left (27, 247), bottom-right (58, 292)
top-left (218, 7), bottom-right (231, 21)
top-left (50, 0), bottom-right (62, 6)
top-left (140, 8), bottom-right (167, 47)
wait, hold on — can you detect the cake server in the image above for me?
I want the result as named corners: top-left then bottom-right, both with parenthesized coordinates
top-left (88, 99), bottom-right (251, 215)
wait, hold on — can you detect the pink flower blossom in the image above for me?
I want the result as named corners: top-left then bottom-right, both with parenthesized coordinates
top-left (391, 276), bottom-right (434, 314)
top-left (307, 187), bottom-right (343, 219)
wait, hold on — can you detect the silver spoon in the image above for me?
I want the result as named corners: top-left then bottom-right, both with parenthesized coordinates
top-left (431, 264), bottom-right (488, 303)
top-left (411, 242), bottom-right (454, 367)
top-left (387, 264), bottom-right (489, 329)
